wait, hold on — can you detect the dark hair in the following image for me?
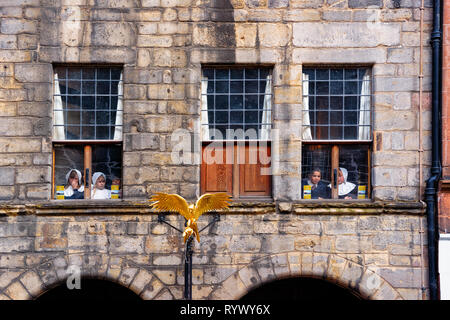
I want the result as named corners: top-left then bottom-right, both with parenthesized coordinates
top-left (310, 168), bottom-right (322, 175)
top-left (69, 171), bottom-right (78, 179)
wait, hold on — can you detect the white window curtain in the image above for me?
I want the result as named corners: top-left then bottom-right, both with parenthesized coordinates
top-left (113, 71), bottom-right (123, 141)
top-left (358, 70), bottom-right (371, 140)
top-left (260, 74), bottom-right (272, 141)
top-left (201, 76), bottom-right (210, 141)
top-left (302, 73), bottom-right (312, 140)
top-left (53, 73), bottom-right (65, 140)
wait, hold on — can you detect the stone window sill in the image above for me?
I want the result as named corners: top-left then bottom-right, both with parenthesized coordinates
top-left (0, 199), bottom-right (426, 216)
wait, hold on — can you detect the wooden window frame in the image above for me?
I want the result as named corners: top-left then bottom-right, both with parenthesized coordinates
top-left (301, 66), bottom-right (373, 200)
top-left (52, 141), bottom-right (123, 200)
top-left (52, 65), bottom-right (123, 200)
top-left (302, 141), bottom-right (372, 200)
top-left (200, 66), bottom-right (273, 199)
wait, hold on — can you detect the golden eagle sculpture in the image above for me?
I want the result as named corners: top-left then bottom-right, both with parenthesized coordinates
top-left (149, 192), bottom-right (231, 243)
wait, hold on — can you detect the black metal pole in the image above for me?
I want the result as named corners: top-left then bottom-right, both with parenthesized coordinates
top-left (184, 235), bottom-right (193, 300)
top-left (425, 0), bottom-right (442, 301)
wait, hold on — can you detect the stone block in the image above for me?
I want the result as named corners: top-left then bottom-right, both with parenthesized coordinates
top-left (137, 35), bottom-right (173, 47)
top-left (293, 23), bottom-right (400, 47)
top-left (372, 167), bottom-right (408, 187)
top-left (291, 0), bottom-right (323, 8)
top-left (147, 84), bottom-right (186, 100)
top-left (153, 49), bottom-right (187, 68)
top-left (283, 9), bottom-right (321, 21)
top-left (193, 24), bottom-right (236, 47)
top-left (0, 168), bottom-right (14, 186)
top-left (235, 24), bottom-right (257, 47)
top-left (4, 281), bottom-right (32, 300)
top-left (292, 47), bottom-right (387, 64)
top-left (16, 167), bottom-right (51, 184)
top-left (322, 10), bottom-right (352, 21)
top-left (348, 0), bottom-right (382, 8)
top-left (0, 35), bottom-right (17, 50)
top-left (1, 19), bottom-right (37, 35)
top-left (258, 24), bottom-right (291, 47)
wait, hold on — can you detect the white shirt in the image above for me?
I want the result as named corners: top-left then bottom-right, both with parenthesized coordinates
top-left (91, 188), bottom-right (111, 200)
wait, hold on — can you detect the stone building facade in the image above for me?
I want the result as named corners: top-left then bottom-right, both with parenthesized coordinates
top-left (0, 0), bottom-right (432, 300)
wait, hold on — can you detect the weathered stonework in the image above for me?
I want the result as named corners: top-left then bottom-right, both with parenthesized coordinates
top-left (0, 0), bottom-right (432, 300)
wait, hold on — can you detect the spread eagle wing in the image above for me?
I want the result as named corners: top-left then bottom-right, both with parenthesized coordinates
top-left (193, 193), bottom-right (231, 220)
top-left (150, 193), bottom-right (191, 220)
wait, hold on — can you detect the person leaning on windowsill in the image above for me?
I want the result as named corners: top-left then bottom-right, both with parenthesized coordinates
top-left (328, 167), bottom-right (357, 200)
top-left (302, 168), bottom-right (331, 199)
top-left (64, 168), bottom-right (84, 200)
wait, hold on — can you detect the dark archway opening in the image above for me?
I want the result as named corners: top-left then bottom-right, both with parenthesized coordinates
top-left (240, 277), bottom-right (363, 301)
top-left (36, 279), bottom-right (142, 301)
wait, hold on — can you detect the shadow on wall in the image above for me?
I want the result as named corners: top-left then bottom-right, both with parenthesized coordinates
top-left (240, 276), bottom-right (363, 300)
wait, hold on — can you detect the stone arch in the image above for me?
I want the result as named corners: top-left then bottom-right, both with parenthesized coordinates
top-left (209, 252), bottom-right (405, 300)
top-left (0, 254), bottom-right (175, 300)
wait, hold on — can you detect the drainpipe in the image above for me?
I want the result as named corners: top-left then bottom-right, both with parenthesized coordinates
top-left (425, 0), bottom-right (442, 301)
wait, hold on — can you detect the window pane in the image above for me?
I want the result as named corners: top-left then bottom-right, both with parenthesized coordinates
top-left (216, 81), bottom-right (228, 93)
top-left (81, 126), bottom-right (94, 139)
top-left (82, 81), bottom-right (95, 94)
top-left (92, 144), bottom-right (122, 199)
top-left (245, 95), bottom-right (258, 109)
top-left (96, 81), bottom-right (110, 95)
top-left (245, 69), bottom-right (258, 79)
top-left (245, 81), bottom-right (258, 93)
top-left (83, 68), bottom-right (95, 80)
top-left (230, 69), bottom-right (243, 79)
top-left (216, 111), bottom-right (228, 123)
top-left (330, 81), bottom-right (343, 95)
top-left (97, 69), bottom-right (110, 80)
top-left (339, 145), bottom-right (369, 199)
top-left (201, 67), bottom-right (272, 140)
top-left (67, 81), bottom-right (81, 95)
top-left (82, 111), bottom-right (95, 125)
top-left (96, 126), bottom-right (109, 139)
top-left (230, 95), bottom-right (243, 109)
top-left (54, 145), bottom-right (84, 199)
top-left (53, 67), bottom-right (123, 141)
top-left (230, 111), bottom-right (243, 124)
top-left (96, 111), bottom-right (109, 125)
top-left (230, 81), bottom-right (243, 93)
top-left (316, 81), bottom-right (329, 95)
top-left (216, 95), bottom-right (228, 110)
top-left (316, 69), bottom-right (329, 80)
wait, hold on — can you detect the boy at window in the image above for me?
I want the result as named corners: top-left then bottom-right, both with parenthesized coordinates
top-left (65, 169), bottom-right (84, 199)
top-left (302, 168), bottom-right (330, 199)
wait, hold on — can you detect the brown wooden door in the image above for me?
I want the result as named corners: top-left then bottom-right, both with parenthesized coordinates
top-left (201, 143), bottom-right (233, 195)
top-left (239, 143), bottom-right (271, 197)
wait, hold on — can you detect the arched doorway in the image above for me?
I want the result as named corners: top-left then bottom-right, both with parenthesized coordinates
top-left (36, 279), bottom-right (142, 300)
top-left (240, 277), bottom-right (363, 300)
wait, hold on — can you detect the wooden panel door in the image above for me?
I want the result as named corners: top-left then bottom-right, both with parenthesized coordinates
top-left (201, 143), bottom-right (233, 195)
top-left (239, 144), bottom-right (271, 197)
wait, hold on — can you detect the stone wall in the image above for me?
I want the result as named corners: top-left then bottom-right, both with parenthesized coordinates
top-left (0, 0), bottom-right (433, 202)
top-left (0, 0), bottom-right (433, 300)
top-left (0, 203), bottom-right (428, 300)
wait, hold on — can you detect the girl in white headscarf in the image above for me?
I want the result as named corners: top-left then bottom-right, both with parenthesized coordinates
top-left (91, 172), bottom-right (111, 200)
top-left (65, 169), bottom-right (84, 199)
top-left (329, 167), bottom-right (357, 199)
